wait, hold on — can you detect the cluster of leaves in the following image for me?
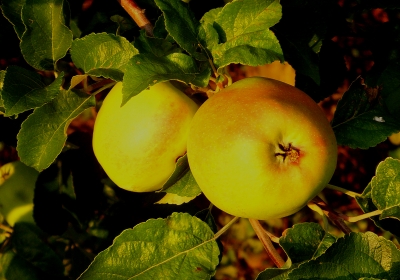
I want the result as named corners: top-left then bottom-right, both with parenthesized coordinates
top-left (1, 0), bottom-right (400, 279)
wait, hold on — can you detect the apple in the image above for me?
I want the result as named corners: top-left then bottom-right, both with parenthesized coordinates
top-left (187, 77), bottom-right (337, 220)
top-left (0, 161), bottom-right (38, 226)
top-left (92, 81), bottom-right (199, 192)
top-left (243, 61), bottom-right (296, 86)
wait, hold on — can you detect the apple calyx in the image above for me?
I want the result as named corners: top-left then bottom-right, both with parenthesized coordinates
top-left (275, 143), bottom-right (300, 163)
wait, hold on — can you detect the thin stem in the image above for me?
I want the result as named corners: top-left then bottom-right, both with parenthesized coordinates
top-left (91, 82), bottom-right (117, 96)
top-left (117, 0), bottom-right (153, 36)
top-left (197, 43), bottom-right (218, 79)
top-left (307, 201), bottom-right (330, 231)
top-left (208, 58), bottom-right (219, 79)
top-left (249, 219), bottom-right (286, 268)
top-left (341, 209), bottom-right (382, 223)
top-left (326, 184), bottom-right (362, 198)
top-left (312, 196), bottom-right (352, 235)
top-left (266, 232), bottom-right (280, 244)
top-left (0, 224), bottom-right (13, 233)
top-left (85, 79), bottom-right (115, 92)
top-left (214, 216), bottom-right (240, 240)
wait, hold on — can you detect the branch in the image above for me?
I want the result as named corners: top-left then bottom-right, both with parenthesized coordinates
top-left (117, 0), bottom-right (153, 36)
top-left (249, 219), bottom-right (286, 268)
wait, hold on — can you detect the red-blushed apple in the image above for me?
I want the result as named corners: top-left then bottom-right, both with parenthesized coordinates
top-left (187, 77), bottom-right (337, 220)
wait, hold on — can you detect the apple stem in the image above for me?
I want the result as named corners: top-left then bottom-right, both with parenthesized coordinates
top-left (213, 216), bottom-right (240, 240)
top-left (248, 219), bottom-right (286, 268)
top-left (117, 0), bottom-right (153, 36)
top-left (275, 143), bottom-right (300, 163)
top-left (326, 184), bottom-right (362, 198)
top-left (311, 196), bottom-right (352, 234)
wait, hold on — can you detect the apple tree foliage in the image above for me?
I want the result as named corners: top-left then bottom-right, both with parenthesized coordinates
top-left (1, 0), bottom-right (400, 279)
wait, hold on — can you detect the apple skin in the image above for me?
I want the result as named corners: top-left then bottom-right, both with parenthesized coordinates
top-left (187, 77), bottom-right (337, 220)
top-left (0, 161), bottom-right (39, 226)
top-left (93, 81), bottom-right (199, 192)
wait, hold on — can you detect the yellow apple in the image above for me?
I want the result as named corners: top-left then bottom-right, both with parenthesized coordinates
top-left (243, 61), bottom-right (296, 86)
top-left (92, 81), bottom-right (199, 192)
top-left (187, 77), bottom-right (337, 220)
top-left (0, 161), bottom-right (38, 226)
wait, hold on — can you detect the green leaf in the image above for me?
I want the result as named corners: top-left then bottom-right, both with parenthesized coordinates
top-left (16, 89), bottom-right (95, 171)
top-left (71, 32), bottom-right (139, 81)
top-left (110, 15), bottom-right (135, 35)
top-left (198, 23), bottom-right (219, 52)
top-left (0, 0), bottom-right (26, 39)
top-left (78, 212), bottom-right (220, 280)
top-left (11, 223), bottom-right (65, 277)
top-left (164, 170), bottom-right (201, 198)
top-left (256, 267), bottom-right (296, 280)
top-left (215, 0), bottom-right (281, 42)
top-left (122, 53), bottom-right (202, 105)
top-left (195, 208), bottom-right (219, 235)
top-left (0, 250), bottom-right (43, 280)
top-left (211, 0), bottom-right (284, 71)
top-left (69, 75), bottom-right (88, 90)
top-left (332, 80), bottom-right (400, 149)
top-left (279, 223), bottom-right (336, 264)
top-left (69, 18), bottom-right (82, 39)
top-left (156, 155), bottom-right (200, 205)
top-left (286, 232), bottom-right (400, 279)
top-left (160, 155), bottom-right (190, 190)
top-left (156, 193), bottom-right (197, 205)
top-left (134, 29), bottom-right (179, 57)
top-left (200, 7), bottom-right (222, 25)
top-left (191, 61), bottom-right (212, 88)
top-left (153, 15), bottom-right (168, 39)
top-left (212, 36), bottom-right (283, 71)
top-left (356, 182), bottom-right (400, 238)
top-left (370, 158), bottom-right (400, 220)
top-left (154, 0), bottom-right (205, 60)
top-left (20, 0), bottom-right (73, 71)
top-left (2, 65), bottom-right (63, 116)
top-left (197, 6), bottom-right (223, 52)
top-left (276, 35), bottom-right (320, 85)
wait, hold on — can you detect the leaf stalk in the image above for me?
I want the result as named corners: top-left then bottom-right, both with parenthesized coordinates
top-left (326, 184), bottom-right (362, 198)
top-left (213, 216), bottom-right (240, 240)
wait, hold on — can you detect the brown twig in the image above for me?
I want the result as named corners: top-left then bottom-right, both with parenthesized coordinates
top-left (249, 219), bottom-right (286, 268)
top-left (117, 0), bottom-right (154, 36)
top-left (311, 196), bottom-right (352, 234)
